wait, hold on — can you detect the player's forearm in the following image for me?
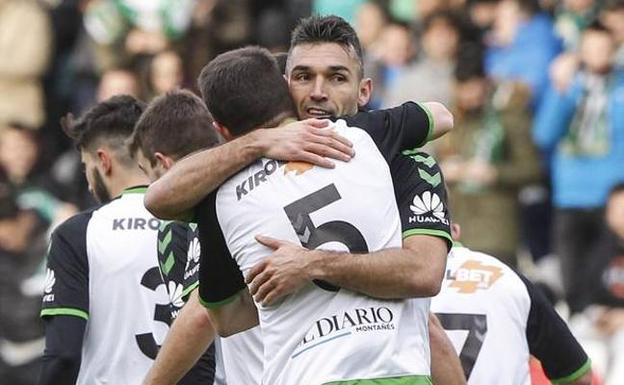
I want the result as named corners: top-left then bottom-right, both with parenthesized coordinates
top-left (145, 133), bottom-right (264, 220)
top-left (422, 102), bottom-right (454, 140)
top-left (307, 248), bottom-right (440, 299)
top-left (143, 292), bottom-right (215, 385)
top-left (208, 290), bottom-right (259, 337)
top-left (429, 314), bottom-right (466, 385)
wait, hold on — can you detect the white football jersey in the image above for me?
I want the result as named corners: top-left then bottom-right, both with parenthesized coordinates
top-left (431, 246), bottom-right (590, 385)
top-left (42, 188), bottom-right (170, 385)
top-left (200, 120), bottom-right (432, 385)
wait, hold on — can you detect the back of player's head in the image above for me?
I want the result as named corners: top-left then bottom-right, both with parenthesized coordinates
top-left (273, 52), bottom-right (288, 74)
top-left (288, 15), bottom-right (364, 77)
top-left (129, 90), bottom-right (221, 165)
top-left (63, 95), bottom-right (145, 166)
top-left (197, 46), bottom-right (295, 137)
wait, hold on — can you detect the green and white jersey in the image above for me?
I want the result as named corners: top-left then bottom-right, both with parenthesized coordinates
top-left (41, 187), bottom-right (170, 385)
top-left (198, 119), bottom-right (433, 385)
top-left (431, 246), bottom-right (590, 385)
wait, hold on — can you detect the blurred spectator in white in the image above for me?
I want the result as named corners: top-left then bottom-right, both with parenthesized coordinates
top-left (436, 50), bottom-right (541, 266)
top-left (383, 10), bottom-right (461, 108)
top-left (601, 0), bottom-right (624, 67)
top-left (83, 0), bottom-right (195, 71)
top-left (147, 50), bottom-right (183, 98)
top-left (555, 0), bottom-right (601, 50)
top-left (534, 21), bottom-right (624, 315)
top-left (486, 0), bottom-right (562, 108)
top-left (572, 183), bottom-right (624, 385)
top-left (0, 0), bottom-right (52, 128)
top-left (97, 67), bottom-right (139, 102)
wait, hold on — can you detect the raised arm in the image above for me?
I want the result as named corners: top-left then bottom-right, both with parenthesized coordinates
top-left (145, 119), bottom-right (354, 220)
top-left (421, 102), bottom-right (454, 140)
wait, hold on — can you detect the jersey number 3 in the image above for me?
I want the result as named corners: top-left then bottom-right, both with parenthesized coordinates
top-left (284, 184), bottom-right (369, 291)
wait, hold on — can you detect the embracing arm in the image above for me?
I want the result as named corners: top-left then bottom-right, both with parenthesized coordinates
top-left (143, 291), bottom-right (215, 385)
top-left (202, 289), bottom-right (259, 337)
top-left (248, 234), bottom-right (447, 305)
top-left (145, 120), bottom-right (353, 220)
top-left (421, 102), bottom-right (454, 141)
top-left (306, 234), bottom-right (447, 299)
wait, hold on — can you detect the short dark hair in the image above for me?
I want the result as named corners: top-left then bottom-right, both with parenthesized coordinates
top-left (454, 45), bottom-right (485, 82)
top-left (609, 182), bottom-right (624, 199)
top-left (273, 52), bottom-right (288, 74)
top-left (585, 20), bottom-right (612, 35)
top-left (63, 95), bottom-right (145, 152)
top-left (197, 46), bottom-right (295, 137)
top-left (288, 15), bottom-right (364, 77)
top-left (512, 0), bottom-right (542, 15)
top-left (129, 90), bottom-right (221, 165)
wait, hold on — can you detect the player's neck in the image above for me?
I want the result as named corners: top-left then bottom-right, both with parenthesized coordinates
top-left (262, 111), bottom-right (297, 129)
top-left (107, 170), bottom-right (150, 199)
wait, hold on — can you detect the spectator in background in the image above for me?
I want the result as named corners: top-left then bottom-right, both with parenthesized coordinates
top-left (467, 0), bottom-right (500, 34)
top-left (601, 0), bottom-right (624, 67)
top-left (96, 67), bottom-right (139, 102)
top-left (436, 51), bottom-right (541, 266)
top-left (83, 0), bottom-right (195, 72)
top-left (313, 0), bottom-right (366, 24)
top-left (572, 183), bottom-right (624, 385)
top-left (147, 50), bottom-right (184, 98)
top-left (366, 21), bottom-right (416, 108)
top-left (555, 0), bottom-right (602, 50)
top-left (534, 21), bottom-right (624, 315)
top-left (486, 0), bottom-right (562, 108)
top-left (383, 10), bottom-right (462, 108)
top-left (0, 0), bottom-right (52, 128)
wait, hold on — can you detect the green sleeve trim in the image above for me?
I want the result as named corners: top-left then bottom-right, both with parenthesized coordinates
top-left (181, 281), bottom-right (199, 299)
top-left (198, 290), bottom-right (242, 309)
top-left (550, 358), bottom-right (592, 385)
top-left (403, 228), bottom-right (453, 248)
top-left (40, 307), bottom-right (89, 321)
top-left (416, 102), bottom-right (435, 145)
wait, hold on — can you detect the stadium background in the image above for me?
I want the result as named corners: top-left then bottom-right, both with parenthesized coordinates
top-left (0, 0), bottom-right (623, 384)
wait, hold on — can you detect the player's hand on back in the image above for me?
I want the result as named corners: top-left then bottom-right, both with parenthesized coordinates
top-left (247, 235), bottom-right (315, 306)
top-left (255, 118), bottom-right (355, 169)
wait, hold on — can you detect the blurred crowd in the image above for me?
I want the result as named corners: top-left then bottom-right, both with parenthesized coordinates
top-left (0, 0), bottom-right (624, 384)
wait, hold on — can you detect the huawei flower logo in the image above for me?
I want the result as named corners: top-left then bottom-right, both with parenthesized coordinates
top-left (410, 191), bottom-right (445, 220)
top-left (168, 281), bottom-right (185, 308)
top-left (185, 237), bottom-right (201, 271)
top-left (44, 268), bottom-right (56, 294)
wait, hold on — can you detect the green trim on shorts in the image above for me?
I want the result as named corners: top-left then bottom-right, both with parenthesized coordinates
top-left (403, 228), bottom-right (453, 248)
top-left (40, 307), bottom-right (89, 320)
top-left (324, 374), bottom-right (432, 385)
top-left (182, 281), bottom-right (199, 300)
top-left (416, 102), bottom-right (435, 144)
top-left (198, 290), bottom-right (241, 309)
top-left (550, 358), bottom-right (592, 385)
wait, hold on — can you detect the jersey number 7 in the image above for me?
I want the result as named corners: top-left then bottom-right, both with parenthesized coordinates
top-left (283, 183), bottom-right (369, 291)
top-left (435, 312), bottom-right (488, 380)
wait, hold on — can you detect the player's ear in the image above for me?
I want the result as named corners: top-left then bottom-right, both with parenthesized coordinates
top-left (96, 148), bottom-right (112, 175)
top-left (357, 77), bottom-right (372, 108)
top-left (450, 223), bottom-right (461, 241)
top-left (154, 152), bottom-right (174, 170)
top-left (213, 121), bottom-right (234, 141)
